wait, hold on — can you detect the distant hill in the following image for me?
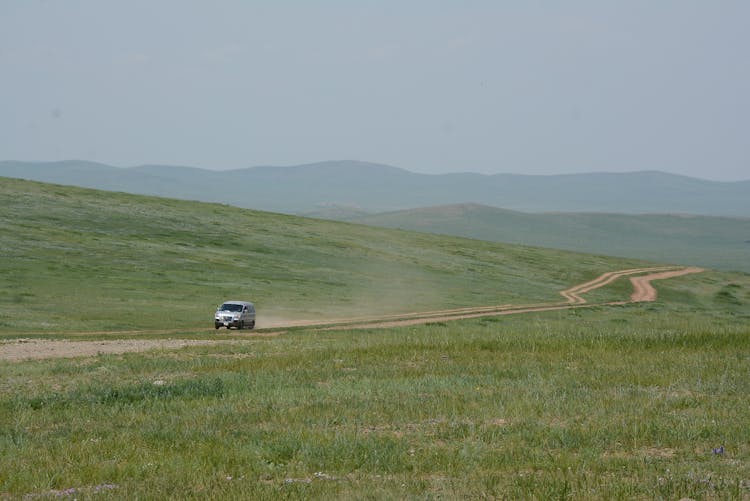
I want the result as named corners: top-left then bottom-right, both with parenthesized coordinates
top-left (1, 160), bottom-right (749, 216)
top-left (345, 203), bottom-right (750, 273)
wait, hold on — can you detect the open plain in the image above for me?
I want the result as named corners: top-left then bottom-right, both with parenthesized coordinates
top-left (1, 178), bottom-right (749, 499)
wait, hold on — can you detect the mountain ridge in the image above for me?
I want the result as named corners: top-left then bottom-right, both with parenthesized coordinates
top-left (1, 159), bottom-right (748, 216)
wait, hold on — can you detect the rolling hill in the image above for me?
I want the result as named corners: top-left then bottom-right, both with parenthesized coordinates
top-left (1, 160), bottom-right (748, 216)
top-left (0, 177), bottom-right (649, 333)
top-left (345, 204), bottom-right (750, 273)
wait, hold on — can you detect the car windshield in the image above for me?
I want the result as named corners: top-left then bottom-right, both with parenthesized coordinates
top-left (219, 303), bottom-right (243, 312)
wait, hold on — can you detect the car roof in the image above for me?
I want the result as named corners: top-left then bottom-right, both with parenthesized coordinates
top-left (222, 300), bottom-right (253, 305)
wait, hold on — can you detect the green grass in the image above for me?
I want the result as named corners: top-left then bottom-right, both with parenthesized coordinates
top-left (0, 177), bottom-right (647, 334)
top-left (2, 298), bottom-right (749, 499)
top-left (2, 177), bottom-right (749, 499)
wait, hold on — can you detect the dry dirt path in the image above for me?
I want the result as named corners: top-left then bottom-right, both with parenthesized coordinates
top-left (0, 266), bottom-right (703, 361)
top-left (629, 267), bottom-right (704, 302)
top-left (0, 339), bottom-right (246, 363)
top-left (326, 266), bottom-right (703, 330)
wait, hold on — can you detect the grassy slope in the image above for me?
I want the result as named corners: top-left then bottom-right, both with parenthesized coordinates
top-left (2, 177), bottom-right (750, 499)
top-left (348, 203), bottom-right (750, 273)
top-left (0, 177), bottom-right (645, 334)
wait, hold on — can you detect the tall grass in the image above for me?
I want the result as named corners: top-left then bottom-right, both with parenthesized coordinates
top-left (2, 299), bottom-right (749, 498)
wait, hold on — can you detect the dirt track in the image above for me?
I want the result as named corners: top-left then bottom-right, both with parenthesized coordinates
top-left (0, 339), bottom-right (243, 363)
top-left (0, 266), bottom-right (703, 361)
top-left (324, 266), bottom-right (703, 330)
top-left (629, 267), bottom-right (704, 302)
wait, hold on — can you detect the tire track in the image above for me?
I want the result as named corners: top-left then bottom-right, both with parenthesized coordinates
top-left (559, 266), bottom-right (676, 304)
top-left (0, 266), bottom-right (704, 360)
top-left (629, 267), bottom-right (704, 302)
top-left (324, 266), bottom-right (703, 330)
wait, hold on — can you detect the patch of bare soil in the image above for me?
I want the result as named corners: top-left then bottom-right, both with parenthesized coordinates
top-left (0, 267), bottom-right (704, 362)
top-left (0, 338), bottom-right (243, 362)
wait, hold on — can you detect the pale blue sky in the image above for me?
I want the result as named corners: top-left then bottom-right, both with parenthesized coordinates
top-left (1, 1), bottom-right (748, 180)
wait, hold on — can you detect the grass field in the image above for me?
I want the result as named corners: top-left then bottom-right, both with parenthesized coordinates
top-left (0, 177), bottom-right (645, 334)
top-left (1, 178), bottom-right (749, 499)
top-left (3, 299), bottom-right (749, 499)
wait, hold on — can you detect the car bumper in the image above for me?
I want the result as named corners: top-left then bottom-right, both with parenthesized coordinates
top-left (215, 318), bottom-right (240, 327)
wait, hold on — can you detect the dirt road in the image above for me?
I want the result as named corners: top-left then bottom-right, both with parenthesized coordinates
top-left (0, 266), bottom-right (703, 361)
top-left (629, 267), bottom-right (704, 302)
top-left (0, 339), bottom-right (244, 363)
top-left (324, 266), bottom-right (703, 330)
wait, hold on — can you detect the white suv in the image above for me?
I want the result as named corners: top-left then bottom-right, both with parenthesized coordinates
top-left (215, 301), bottom-right (256, 330)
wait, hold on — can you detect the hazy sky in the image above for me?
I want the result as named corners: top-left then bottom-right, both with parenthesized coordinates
top-left (2, 1), bottom-right (748, 180)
